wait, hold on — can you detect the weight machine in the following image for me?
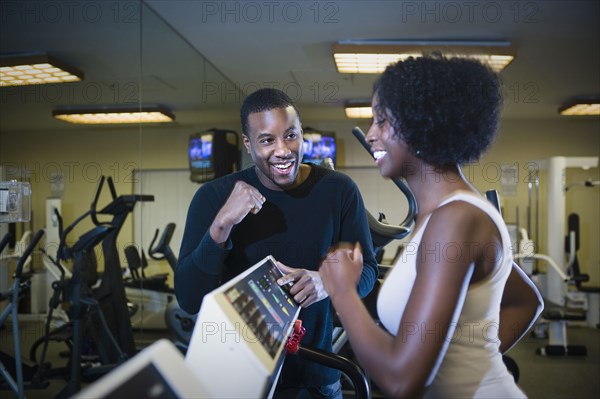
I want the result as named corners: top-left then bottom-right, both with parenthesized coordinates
top-left (515, 156), bottom-right (599, 356)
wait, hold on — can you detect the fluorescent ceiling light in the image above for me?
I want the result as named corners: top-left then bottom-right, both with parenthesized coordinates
top-left (0, 53), bottom-right (83, 87)
top-left (53, 105), bottom-right (175, 124)
top-left (559, 97), bottom-right (600, 116)
top-left (345, 102), bottom-right (373, 119)
top-left (333, 40), bottom-right (515, 73)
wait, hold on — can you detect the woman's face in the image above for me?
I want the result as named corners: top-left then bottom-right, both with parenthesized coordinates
top-left (365, 94), bottom-right (415, 179)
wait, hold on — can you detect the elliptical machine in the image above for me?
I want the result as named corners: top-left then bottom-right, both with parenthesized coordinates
top-left (31, 176), bottom-right (153, 398)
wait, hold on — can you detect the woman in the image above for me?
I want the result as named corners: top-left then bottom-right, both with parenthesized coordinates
top-left (319, 54), bottom-right (543, 398)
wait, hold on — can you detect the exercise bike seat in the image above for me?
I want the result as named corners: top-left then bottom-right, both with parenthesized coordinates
top-left (124, 245), bottom-right (172, 292)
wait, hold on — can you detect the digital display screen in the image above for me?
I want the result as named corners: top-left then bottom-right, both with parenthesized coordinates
top-left (223, 258), bottom-right (299, 359)
top-left (189, 134), bottom-right (213, 170)
top-left (302, 133), bottom-right (336, 165)
top-left (100, 363), bottom-right (179, 399)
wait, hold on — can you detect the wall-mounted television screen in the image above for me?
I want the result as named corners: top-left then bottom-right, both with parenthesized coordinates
top-left (189, 134), bottom-right (213, 168)
top-left (189, 129), bottom-right (240, 183)
top-left (302, 128), bottom-right (336, 167)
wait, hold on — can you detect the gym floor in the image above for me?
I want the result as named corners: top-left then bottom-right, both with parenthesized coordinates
top-left (1, 318), bottom-right (599, 399)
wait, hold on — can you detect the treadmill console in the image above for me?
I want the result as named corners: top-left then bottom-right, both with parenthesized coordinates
top-left (185, 255), bottom-right (301, 398)
top-left (223, 257), bottom-right (298, 358)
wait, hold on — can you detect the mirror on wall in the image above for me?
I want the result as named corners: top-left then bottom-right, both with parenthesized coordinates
top-left (140, 1), bottom-right (243, 128)
top-left (135, 4), bottom-right (243, 259)
top-left (0, 1), bottom-right (242, 339)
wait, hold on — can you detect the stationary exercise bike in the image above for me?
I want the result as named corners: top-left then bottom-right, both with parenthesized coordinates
top-left (145, 223), bottom-right (198, 351)
top-left (123, 224), bottom-right (175, 330)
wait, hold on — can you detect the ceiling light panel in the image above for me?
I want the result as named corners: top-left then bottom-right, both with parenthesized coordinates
top-left (333, 41), bottom-right (515, 73)
top-left (53, 107), bottom-right (175, 124)
top-left (559, 96), bottom-right (600, 116)
top-left (0, 54), bottom-right (83, 87)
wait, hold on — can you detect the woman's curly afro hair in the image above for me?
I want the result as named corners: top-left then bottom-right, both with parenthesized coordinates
top-left (374, 53), bottom-right (503, 167)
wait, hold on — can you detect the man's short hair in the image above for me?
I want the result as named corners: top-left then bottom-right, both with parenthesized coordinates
top-left (240, 88), bottom-right (301, 136)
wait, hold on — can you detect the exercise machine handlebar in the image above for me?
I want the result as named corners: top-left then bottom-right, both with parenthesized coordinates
top-left (56, 176), bottom-right (112, 261)
top-left (514, 252), bottom-right (570, 282)
top-left (14, 229), bottom-right (45, 279)
top-left (298, 345), bottom-right (370, 399)
top-left (0, 231), bottom-right (12, 255)
top-left (90, 175), bottom-right (108, 227)
top-left (148, 223), bottom-right (178, 271)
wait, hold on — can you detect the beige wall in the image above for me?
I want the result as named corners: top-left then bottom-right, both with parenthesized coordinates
top-left (1, 117), bottom-right (598, 286)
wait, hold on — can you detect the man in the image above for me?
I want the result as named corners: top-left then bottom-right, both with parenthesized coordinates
top-left (176, 88), bottom-right (378, 398)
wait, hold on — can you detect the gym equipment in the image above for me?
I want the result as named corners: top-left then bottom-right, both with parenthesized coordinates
top-left (164, 298), bottom-right (197, 352)
top-left (76, 255), bottom-right (370, 399)
top-left (32, 208), bottom-right (118, 398)
top-left (517, 213), bottom-right (596, 356)
top-left (124, 222), bottom-right (198, 339)
top-left (185, 255), bottom-right (301, 398)
top-left (30, 175), bottom-right (153, 397)
top-left (72, 339), bottom-right (207, 399)
top-left (568, 213), bottom-right (600, 327)
top-left (515, 156), bottom-right (599, 356)
top-left (0, 180), bottom-right (42, 399)
top-left (90, 176), bottom-right (154, 358)
top-left (485, 189), bottom-right (533, 381)
top-left (537, 156), bottom-right (598, 306)
top-left (148, 222), bottom-right (177, 270)
top-left (0, 231), bottom-right (38, 314)
top-left (326, 128), bottom-right (417, 395)
top-left (38, 198), bottom-right (68, 322)
top-left (0, 229), bottom-right (45, 399)
top-left (123, 243), bottom-right (172, 330)
top-left (352, 127), bottom-right (416, 256)
top-left (146, 223), bottom-right (198, 350)
top-left (127, 222), bottom-right (177, 290)
top-left (124, 245), bottom-right (169, 291)
top-left (124, 222), bottom-right (192, 332)
top-left (329, 128), bottom-right (416, 342)
top-left (0, 180), bottom-right (31, 297)
top-left (0, 180), bottom-right (31, 223)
